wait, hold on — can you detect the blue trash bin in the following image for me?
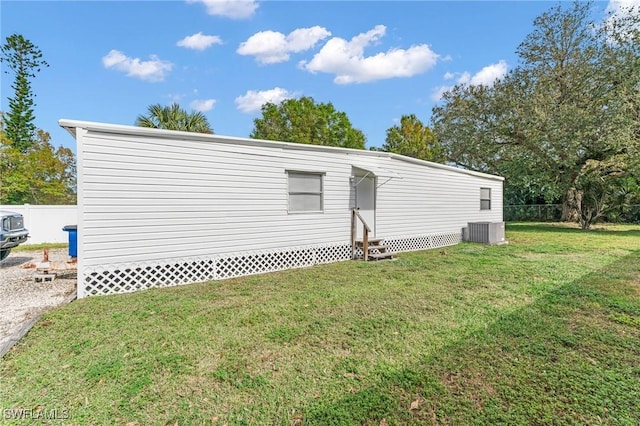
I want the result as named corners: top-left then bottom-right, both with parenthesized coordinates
top-left (62, 225), bottom-right (77, 258)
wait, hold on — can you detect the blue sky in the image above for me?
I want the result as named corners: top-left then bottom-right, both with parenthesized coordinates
top-left (0, 1), bottom-right (627, 152)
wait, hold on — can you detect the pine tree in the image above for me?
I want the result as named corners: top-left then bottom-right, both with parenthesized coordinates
top-left (0, 34), bottom-right (49, 152)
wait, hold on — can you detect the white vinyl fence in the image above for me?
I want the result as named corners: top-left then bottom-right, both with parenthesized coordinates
top-left (1, 205), bottom-right (77, 244)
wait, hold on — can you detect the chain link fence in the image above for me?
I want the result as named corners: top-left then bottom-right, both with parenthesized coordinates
top-left (504, 204), bottom-right (640, 223)
top-left (504, 204), bottom-right (562, 222)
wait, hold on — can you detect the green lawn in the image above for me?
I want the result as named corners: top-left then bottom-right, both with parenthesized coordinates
top-left (2, 223), bottom-right (639, 425)
top-left (12, 242), bottom-right (68, 252)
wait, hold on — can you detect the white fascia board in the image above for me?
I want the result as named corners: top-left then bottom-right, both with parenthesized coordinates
top-left (388, 154), bottom-right (505, 182)
top-left (58, 119), bottom-right (504, 182)
top-left (58, 118), bottom-right (372, 155)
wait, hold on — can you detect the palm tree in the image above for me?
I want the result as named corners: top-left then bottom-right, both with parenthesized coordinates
top-left (135, 103), bottom-right (213, 134)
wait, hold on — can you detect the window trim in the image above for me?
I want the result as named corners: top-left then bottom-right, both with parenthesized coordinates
top-left (480, 187), bottom-right (491, 211)
top-left (286, 170), bottom-right (325, 214)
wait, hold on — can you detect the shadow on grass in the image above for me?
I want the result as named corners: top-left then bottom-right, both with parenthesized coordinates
top-left (507, 222), bottom-right (640, 237)
top-left (302, 250), bottom-right (640, 425)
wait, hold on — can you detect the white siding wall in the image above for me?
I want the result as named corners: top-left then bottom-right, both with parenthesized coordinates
top-left (0, 205), bottom-right (78, 244)
top-left (67, 120), bottom-right (504, 297)
top-left (79, 131), bottom-right (355, 267)
top-left (374, 157), bottom-right (503, 238)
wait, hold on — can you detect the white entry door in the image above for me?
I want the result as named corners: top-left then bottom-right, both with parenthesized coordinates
top-left (355, 176), bottom-right (375, 239)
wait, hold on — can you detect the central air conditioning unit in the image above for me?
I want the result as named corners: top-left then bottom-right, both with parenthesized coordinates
top-left (465, 222), bottom-right (506, 245)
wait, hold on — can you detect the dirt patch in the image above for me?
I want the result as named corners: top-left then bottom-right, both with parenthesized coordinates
top-left (0, 248), bottom-right (76, 357)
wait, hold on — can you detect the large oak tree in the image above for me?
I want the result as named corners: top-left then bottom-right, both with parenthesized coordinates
top-left (432, 2), bottom-right (639, 229)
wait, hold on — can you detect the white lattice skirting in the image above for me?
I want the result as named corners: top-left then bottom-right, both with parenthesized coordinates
top-left (385, 232), bottom-right (461, 253)
top-left (80, 243), bottom-right (352, 297)
top-left (79, 232), bottom-right (462, 297)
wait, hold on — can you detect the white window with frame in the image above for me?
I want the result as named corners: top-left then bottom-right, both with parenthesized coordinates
top-left (480, 187), bottom-right (491, 210)
top-left (287, 171), bottom-right (324, 213)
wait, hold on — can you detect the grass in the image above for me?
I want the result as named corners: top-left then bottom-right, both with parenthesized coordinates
top-left (1, 222), bottom-right (639, 425)
top-left (12, 242), bottom-right (68, 252)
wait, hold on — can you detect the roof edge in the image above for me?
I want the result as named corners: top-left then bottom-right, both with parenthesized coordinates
top-left (58, 119), bottom-right (504, 182)
top-left (388, 153), bottom-right (504, 181)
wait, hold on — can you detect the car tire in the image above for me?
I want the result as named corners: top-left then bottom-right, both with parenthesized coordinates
top-left (0, 248), bottom-right (11, 262)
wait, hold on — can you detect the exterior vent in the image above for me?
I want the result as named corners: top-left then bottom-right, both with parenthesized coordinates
top-left (466, 222), bottom-right (506, 244)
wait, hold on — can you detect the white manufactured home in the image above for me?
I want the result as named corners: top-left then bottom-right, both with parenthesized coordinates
top-left (60, 119), bottom-right (504, 298)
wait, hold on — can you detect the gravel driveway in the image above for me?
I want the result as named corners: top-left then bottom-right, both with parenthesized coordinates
top-left (1, 248), bottom-right (76, 357)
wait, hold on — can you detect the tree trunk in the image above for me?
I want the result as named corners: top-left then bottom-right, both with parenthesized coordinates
top-left (561, 188), bottom-right (581, 223)
top-left (579, 190), bottom-right (608, 230)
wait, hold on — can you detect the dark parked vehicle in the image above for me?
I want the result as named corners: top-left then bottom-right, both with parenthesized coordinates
top-left (0, 210), bottom-right (29, 261)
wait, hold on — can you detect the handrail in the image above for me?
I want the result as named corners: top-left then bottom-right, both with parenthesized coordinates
top-left (352, 209), bottom-right (371, 233)
top-left (351, 208), bottom-right (371, 261)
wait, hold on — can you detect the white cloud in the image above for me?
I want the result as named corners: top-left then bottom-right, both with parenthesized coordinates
top-left (237, 26), bottom-right (331, 64)
top-left (606, 0), bottom-right (640, 16)
top-left (102, 50), bottom-right (173, 82)
top-left (234, 87), bottom-right (295, 113)
top-left (286, 27), bottom-right (332, 52)
top-left (455, 72), bottom-right (472, 85)
top-left (468, 60), bottom-right (508, 86)
top-left (238, 31), bottom-right (288, 64)
top-left (177, 32), bottom-right (223, 51)
top-left (604, 0), bottom-right (640, 40)
top-left (167, 93), bottom-right (186, 103)
top-left (186, 0), bottom-right (258, 19)
top-left (431, 60), bottom-right (508, 101)
top-left (190, 99), bottom-right (216, 112)
top-left (299, 25), bottom-right (440, 84)
top-left (430, 86), bottom-right (453, 102)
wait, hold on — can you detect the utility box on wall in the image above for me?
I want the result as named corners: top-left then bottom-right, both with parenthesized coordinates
top-left (465, 222), bottom-right (506, 245)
